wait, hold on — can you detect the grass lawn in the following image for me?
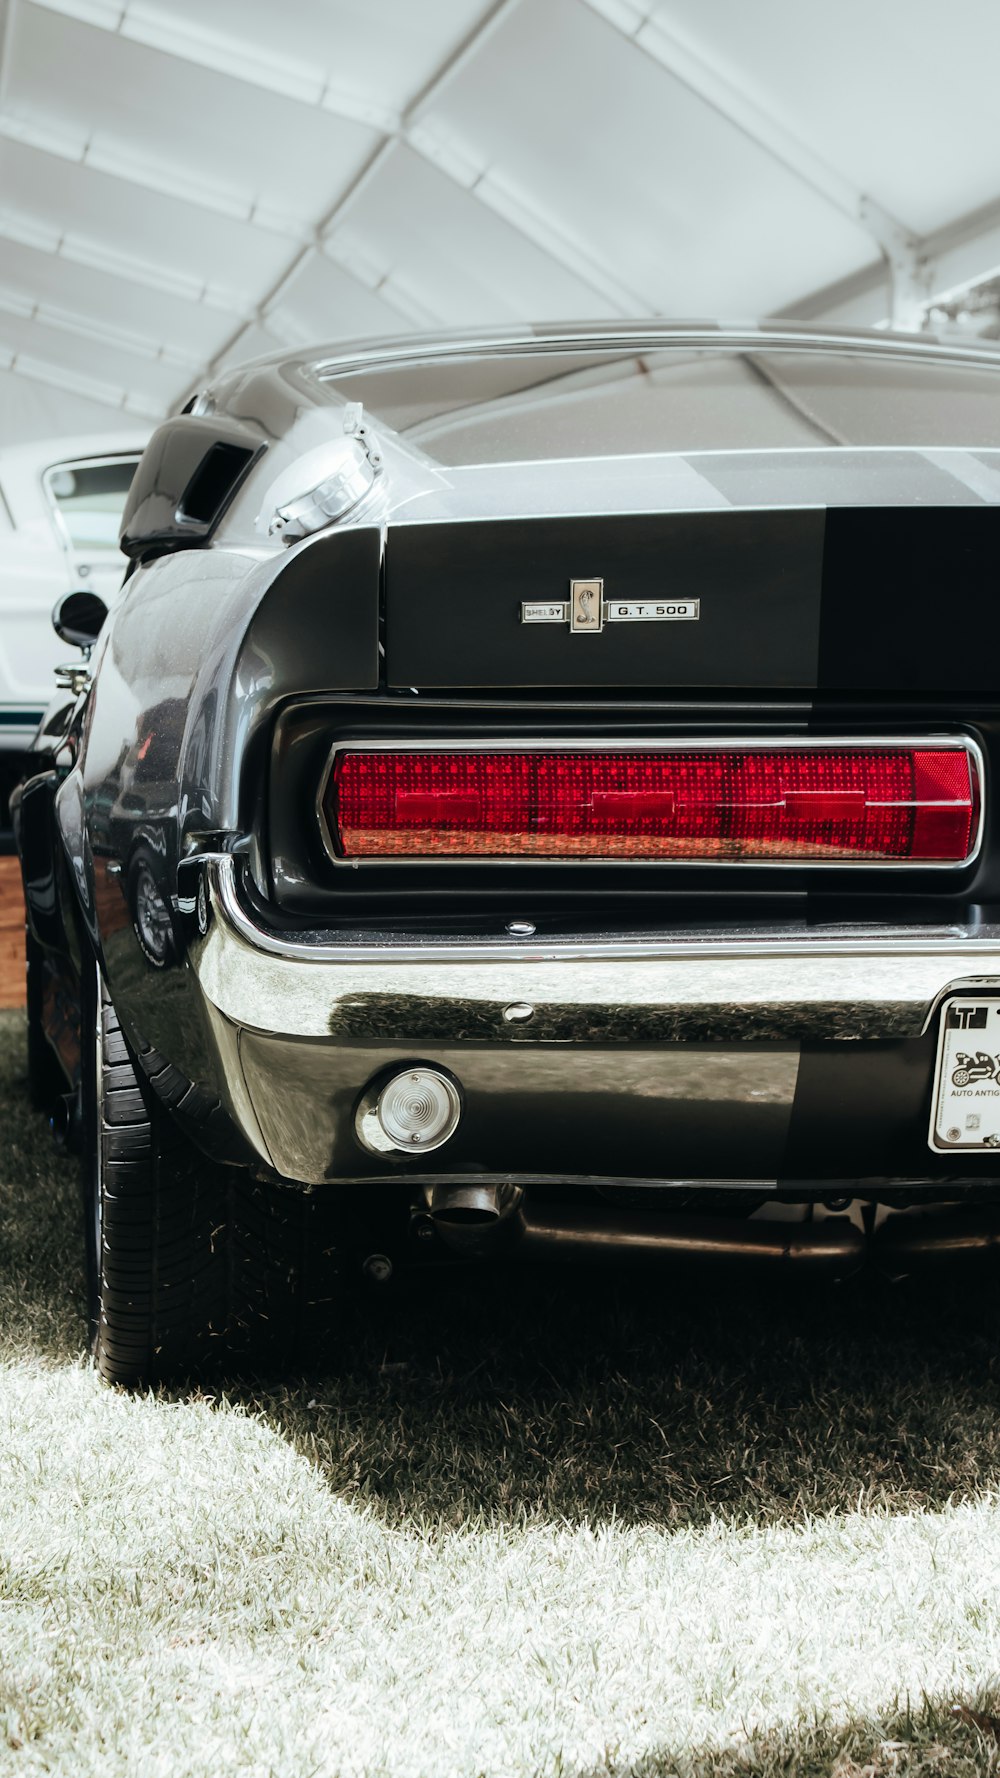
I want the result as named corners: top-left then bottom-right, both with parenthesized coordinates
top-left (2, 1007), bottom-right (1000, 1775)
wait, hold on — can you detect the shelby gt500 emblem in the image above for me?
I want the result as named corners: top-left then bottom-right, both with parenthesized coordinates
top-left (521, 579), bottom-right (700, 631)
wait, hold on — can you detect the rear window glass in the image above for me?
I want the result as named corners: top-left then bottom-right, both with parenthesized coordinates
top-left (316, 346), bottom-right (1000, 466)
top-left (45, 458), bottom-right (138, 550)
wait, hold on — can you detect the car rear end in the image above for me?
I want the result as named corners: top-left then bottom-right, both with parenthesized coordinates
top-left (175, 330), bottom-right (1000, 1275)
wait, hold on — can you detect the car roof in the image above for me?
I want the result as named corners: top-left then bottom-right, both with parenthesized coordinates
top-left (205, 318), bottom-right (1000, 395)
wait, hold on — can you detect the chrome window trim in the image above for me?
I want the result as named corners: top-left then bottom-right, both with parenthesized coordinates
top-left (308, 325), bottom-right (1000, 386)
top-left (41, 452), bottom-right (141, 556)
top-left (315, 733), bottom-right (986, 872)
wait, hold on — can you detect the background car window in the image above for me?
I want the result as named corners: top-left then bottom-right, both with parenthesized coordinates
top-left (44, 458), bottom-right (138, 551)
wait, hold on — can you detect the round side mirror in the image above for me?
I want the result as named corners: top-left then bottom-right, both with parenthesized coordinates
top-left (51, 589), bottom-right (109, 651)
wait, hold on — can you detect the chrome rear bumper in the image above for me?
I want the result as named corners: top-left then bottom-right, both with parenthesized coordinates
top-left (199, 857), bottom-right (1000, 1042)
top-left (185, 857), bottom-right (1000, 1186)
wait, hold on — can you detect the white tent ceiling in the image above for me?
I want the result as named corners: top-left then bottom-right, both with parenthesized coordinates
top-left (1, 0), bottom-right (1000, 439)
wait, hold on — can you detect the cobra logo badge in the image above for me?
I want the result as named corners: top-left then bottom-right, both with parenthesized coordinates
top-left (571, 578), bottom-right (603, 632)
top-left (520, 580), bottom-right (700, 630)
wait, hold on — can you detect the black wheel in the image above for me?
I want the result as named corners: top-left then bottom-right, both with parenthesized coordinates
top-left (80, 960), bottom-right (335, 1386)
top-left (25, 925), bottom-right (66, 1111)
top-left (953, 1067), bottom-right (971, 1087)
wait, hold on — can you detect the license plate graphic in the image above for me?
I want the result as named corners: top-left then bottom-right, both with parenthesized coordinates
top-left (930, 998), bottom-right (1000, 1152)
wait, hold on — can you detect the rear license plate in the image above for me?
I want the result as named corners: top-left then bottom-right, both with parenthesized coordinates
top-left (930, 998), bottom-right (1000, 1153)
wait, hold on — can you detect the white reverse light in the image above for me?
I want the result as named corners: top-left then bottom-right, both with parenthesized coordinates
top-left (357, 1066), bottom-right (463, 1156)
top-left (377, 1069), bottom-right (461, 1149)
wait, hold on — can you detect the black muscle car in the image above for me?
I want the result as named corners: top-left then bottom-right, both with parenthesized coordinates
top-left (15, 320), bottom-right (1000, 1383)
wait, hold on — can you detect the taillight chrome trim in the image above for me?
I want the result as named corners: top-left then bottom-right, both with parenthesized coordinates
top-left (316, 734), bottom-right (986, 871)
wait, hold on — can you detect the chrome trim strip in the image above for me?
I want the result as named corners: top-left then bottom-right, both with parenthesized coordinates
top-left (929, 994), bottom-right (961, 1156)
top-left (308, 325), bottom-right (1000, 384)
top-left (316, 733), bottom-right (985, 872)
top-left (273, 1172), bottom-right (783, 1190)
top-left (209, 856), bottom-right (999, 969)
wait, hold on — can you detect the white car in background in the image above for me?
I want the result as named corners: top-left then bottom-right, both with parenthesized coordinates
top-left (0, 434), bottom-right (143, 825)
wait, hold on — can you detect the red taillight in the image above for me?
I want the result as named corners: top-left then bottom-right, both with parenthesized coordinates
top-left (325, 745), bottom-right (980, 864)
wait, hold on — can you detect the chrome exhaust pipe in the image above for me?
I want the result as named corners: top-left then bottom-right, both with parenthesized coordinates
top-left (427, 1192), bottom-right (1000, 1277)
top-left (874, 1209), bottom-right (1000, 1271)
top-left (425, 1182), bottom-right (524, 1257)
top-left (426, 1182), bottom-right (513, 1226)
top-left (430, 1190), bottom-right (865, 1278)
top-left (516, 1202), bottom-right (865, 1278)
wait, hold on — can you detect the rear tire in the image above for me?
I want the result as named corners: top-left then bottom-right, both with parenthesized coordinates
top-left (80, 961), bottom-right (334, 1386)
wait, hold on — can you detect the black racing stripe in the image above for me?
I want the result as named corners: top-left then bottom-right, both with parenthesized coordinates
top-left (386, 509), bottom-right (825, 690)
top-left (818, 505), bottom-right (1000, 693)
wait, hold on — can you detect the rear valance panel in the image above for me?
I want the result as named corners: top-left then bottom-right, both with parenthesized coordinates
top-left (385, 511), bottom-right (824, 689)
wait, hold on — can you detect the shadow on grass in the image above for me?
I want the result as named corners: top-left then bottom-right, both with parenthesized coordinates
top-left (237, 1251), bottom-right (1000, 1533)
top-left (4, 1009), bottom-right (1000, 1534)
top-left (570, 1689), bottom-right (1000, 1776)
